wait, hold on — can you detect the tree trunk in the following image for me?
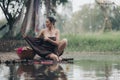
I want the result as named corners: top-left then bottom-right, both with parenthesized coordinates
top-left (21, 0), bottom-right (35, 36)
top-left (34, 0), bottom-right (44, 36)
top-left (12, 5), bottom-right (25, 37)
top-left (102, 9), bottom-right (112, 32)
top-left (1, 0), bottom-right (43, 39)
top-left (45, 0), bottom-right (51, 17)
top-left (21, 0), bottom-right (42, 37)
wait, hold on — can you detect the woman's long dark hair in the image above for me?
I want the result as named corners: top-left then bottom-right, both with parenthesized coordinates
top-left (47, 17), bottom-right (56, 25)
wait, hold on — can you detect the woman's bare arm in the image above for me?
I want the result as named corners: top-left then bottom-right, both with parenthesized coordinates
top-left (36, 29), bottom-right (45, 38)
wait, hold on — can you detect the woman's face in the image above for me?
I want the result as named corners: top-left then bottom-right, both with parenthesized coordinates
top-left (46, 19), bottom-right (52, 28)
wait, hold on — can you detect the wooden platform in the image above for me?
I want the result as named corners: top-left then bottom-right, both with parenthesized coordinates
top-left (0, 52), bottom-right (73, 64)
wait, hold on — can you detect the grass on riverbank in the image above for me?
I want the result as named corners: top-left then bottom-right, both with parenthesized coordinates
top-left (61, 32), bottom-right (120, 52)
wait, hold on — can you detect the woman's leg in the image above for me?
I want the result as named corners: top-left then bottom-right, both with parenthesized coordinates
top-left (58, 38), bottom-right (68, 56)
top-left (47, 53), bottom-right (59, 61)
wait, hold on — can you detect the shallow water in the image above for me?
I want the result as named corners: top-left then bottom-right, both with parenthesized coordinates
top-left (0, 59), bottom-right (120, 80)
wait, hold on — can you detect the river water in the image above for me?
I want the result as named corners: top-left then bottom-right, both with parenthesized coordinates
top-left (0, 58), bottom-right (120, 80)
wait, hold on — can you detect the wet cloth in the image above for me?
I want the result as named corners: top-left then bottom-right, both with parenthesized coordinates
top-left (24, 36), bottom-right (58, 58)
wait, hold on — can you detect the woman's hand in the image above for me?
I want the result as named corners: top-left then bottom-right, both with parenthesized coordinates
top-left (44, 36), bottom-right (49, 41)
top-left (44, 35), bottom-right (59, 46)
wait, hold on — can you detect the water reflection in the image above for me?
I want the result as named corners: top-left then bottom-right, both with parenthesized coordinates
top-left (0, 60), bottom-right (120, 80)
top-left (0, 64), bottom-right (10, 80)
top-left (17, 63), bottom-right (68, 80)
top-left (73, 61), bottom-right (120, 80)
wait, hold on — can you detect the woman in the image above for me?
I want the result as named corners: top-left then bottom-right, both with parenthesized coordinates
top-left (24, 17), bottom-right (67, 61)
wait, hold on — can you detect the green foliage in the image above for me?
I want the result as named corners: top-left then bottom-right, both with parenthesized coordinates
top-left (110, 6), bottom-right (120, 30)
top-left (63, 2), bottom-right (120, 33)
top-left (64, 3), bottom-right (104, 33)
top-left (61, 32), bottom-right (120, 52)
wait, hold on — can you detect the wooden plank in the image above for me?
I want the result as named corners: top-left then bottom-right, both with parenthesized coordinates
top-left (0, 58), bottom-right (74, 64)
top-left (0, 52), bottom-right (74, 64)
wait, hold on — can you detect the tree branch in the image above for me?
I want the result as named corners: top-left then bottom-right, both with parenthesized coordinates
top-left (0, 24), bottom-right (7, 30)
top-left (6, 0), bottom-right (10, 11)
